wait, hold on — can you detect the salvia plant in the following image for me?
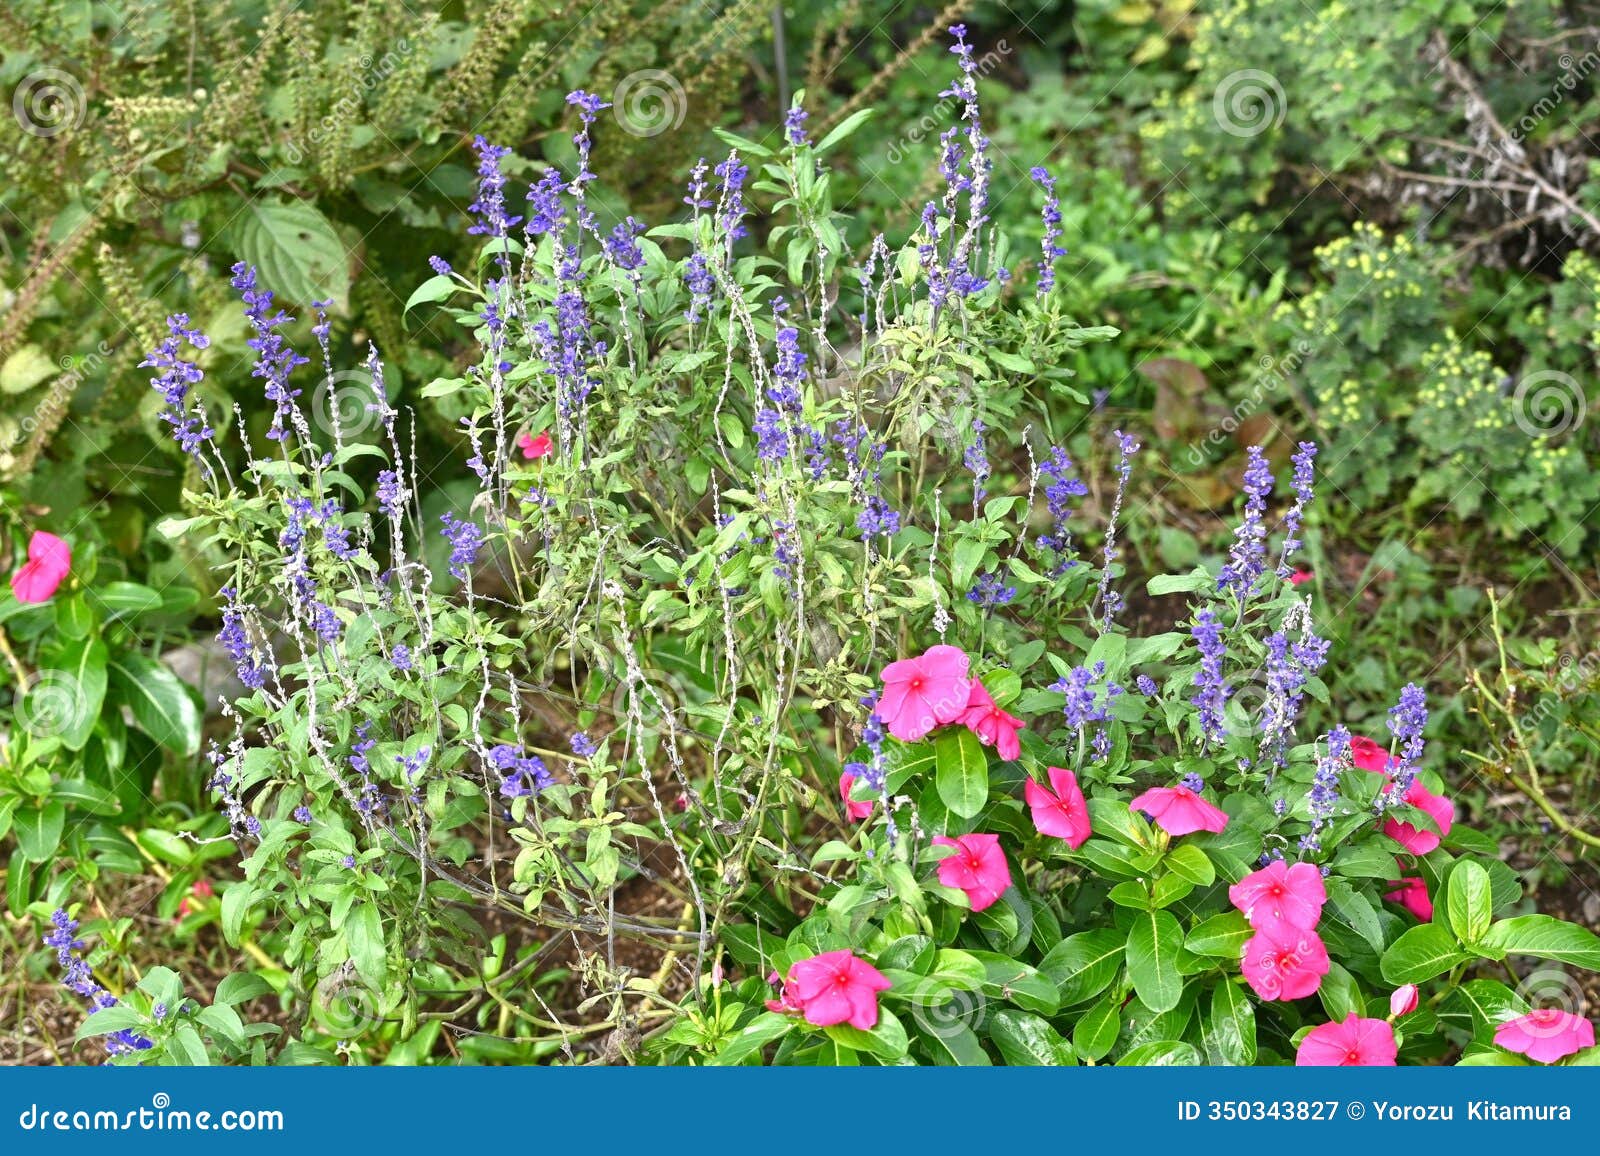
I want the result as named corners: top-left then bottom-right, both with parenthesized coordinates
top-left (45, 28), bottom-right (1600, 1066)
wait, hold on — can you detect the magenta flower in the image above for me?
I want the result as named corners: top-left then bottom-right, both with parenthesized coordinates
top-left (1349, 733), bottom-right (1394, 774)
top-left (838, 770), bottom-right (873, 822)
top-left (1129, 785), bottom-right (1229, 836)
top-left (878, 645), bottom-right (972, 742)
top-left (1390, 985), bottom-right (1419, 1017)
top-left (1229, 860), bottom-right (1327, 931)
top-left (1494, 1009), bottom-right (1595, 1064)
top-left (1383, 780), bottom-right (1454, 854)
top-left (10, 531), bottom-right (70, 603)
top-left (1296, 1014), bottom-right (1398, 1066)
top-left (1024, 766), bottom-right (1092, 849)
top-left (932, 832), bottom-right (1012, 912)
top-left (1241, 920), bottom-right (1330, 1001)
top-left (957, 679), bottom-right (1024, 761)
top-left (1385, 873), bottom-right (1433, 922)
top-left (785, 950), bottom-right (892, 1031)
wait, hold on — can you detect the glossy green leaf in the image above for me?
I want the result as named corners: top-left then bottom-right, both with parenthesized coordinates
top-left (109, 652), bottom-right (201, 756)
top-left (1380, 923), bottom-right (1470, 984)
top-left (934, 727), bottom-right (988, 819)
top-left (1126, 908), bottom-right (1185, 1013)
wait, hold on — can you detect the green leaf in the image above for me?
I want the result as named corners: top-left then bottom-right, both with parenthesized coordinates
top-left (1073, 994), bottom-right (1121, 1060)
top-left (1324, 877), bottom-right (1386, 956)
top-left (1441, 979), bottom-right (1525, 1042)
top-left (346, 902), bottom-right (387, 985)
top-left (109, 653), bottom-right (201, 756)
top-left (934, 727), bottom-right (989, 819)
top-left (1480, 915), bottom-right (1600, 969)
top-left (921, 1022), bottom-right (991, 1066)
top-left (1164, 843), bottom-right (1215, 887)
top-left (1146, 571), bottom-right (1213, 596)
top-left (1086, 797), bottom-right (1151, 847)
top-left (1206, 981), bottom-right (1257, 1065)
top-left (13, 802), bottom-right (65, 862)
top-left (229, 198), bottom-right (350, 308)
top-left (1186, 910), bottom-right (1252, 957)
top-left (52, 780), bottom-right (120, 816)
top-left (135, 828), bottom-right (193, 866)
top-left (1381, 923), bottom-right (1470, 985)
top-left (1446, 860), bottom-right (1493, 946)
top-left (709, 1013), bottom-right (792, 1065)
top-left (988, 1009), bottom-right (1073, 1066)
top-left (1126, 909), bottom-right (1185, 1013)
top-left (1039, 928), bottom-right (1125, 1005)
top-left (822, 1007), bottom-right (908, 1060)
top-left (76, 1005), bottom-right (145, 1041)
top-left (220, 883), bottom-right (253, 944)
top-left (972, 952), bottom-right (1059, 1015)
top-left (215, 972), bottom-right (275, 1007)
top-left (1318, 962), bottom-right (1364, 1023)
top-left (1118, 1040), bottom-right (1202, 1066)
top-left (43, 634), bottom-right (107, 751)
top-left (94, 582), bottom-right (164, 619)
top-left (403, 274), bottom-right (458, 318)
top-left (721, 923), bottom-right (785, 970)
top-left (814, 108), bottom-right (875, 153)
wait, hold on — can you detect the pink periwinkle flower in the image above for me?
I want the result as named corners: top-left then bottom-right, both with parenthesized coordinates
top-left (1241, 920), bottom-right (1330, 1002)
top-left (932, 832), bottom-right (1012, 912)
top-left (838, 770), bottom-right (873, 822)
top-left (1129, 785), bottom-right (1229, 837)
top-left (1382, 780), bottom-right (1454, 855)
top-left (784, 950), bottom-right (892, 1031)
top-left (878, 645), bottom-right (972, 743)
top-left (10, 531), bottom-right (70, 603)
top-left (1229, 859), bottom-right (1327, 931)
top-left (1385, 873), bottom-right (1433, 922)
top-left (957, 679), bottom-right (1024, 761)
top-left (1024, 766), bottom-right (1091, 849)
top-left (1296, 1014), bottom-right (1398, 1066)
top-left (1494, 1009), bottom-right (1595, 1064)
